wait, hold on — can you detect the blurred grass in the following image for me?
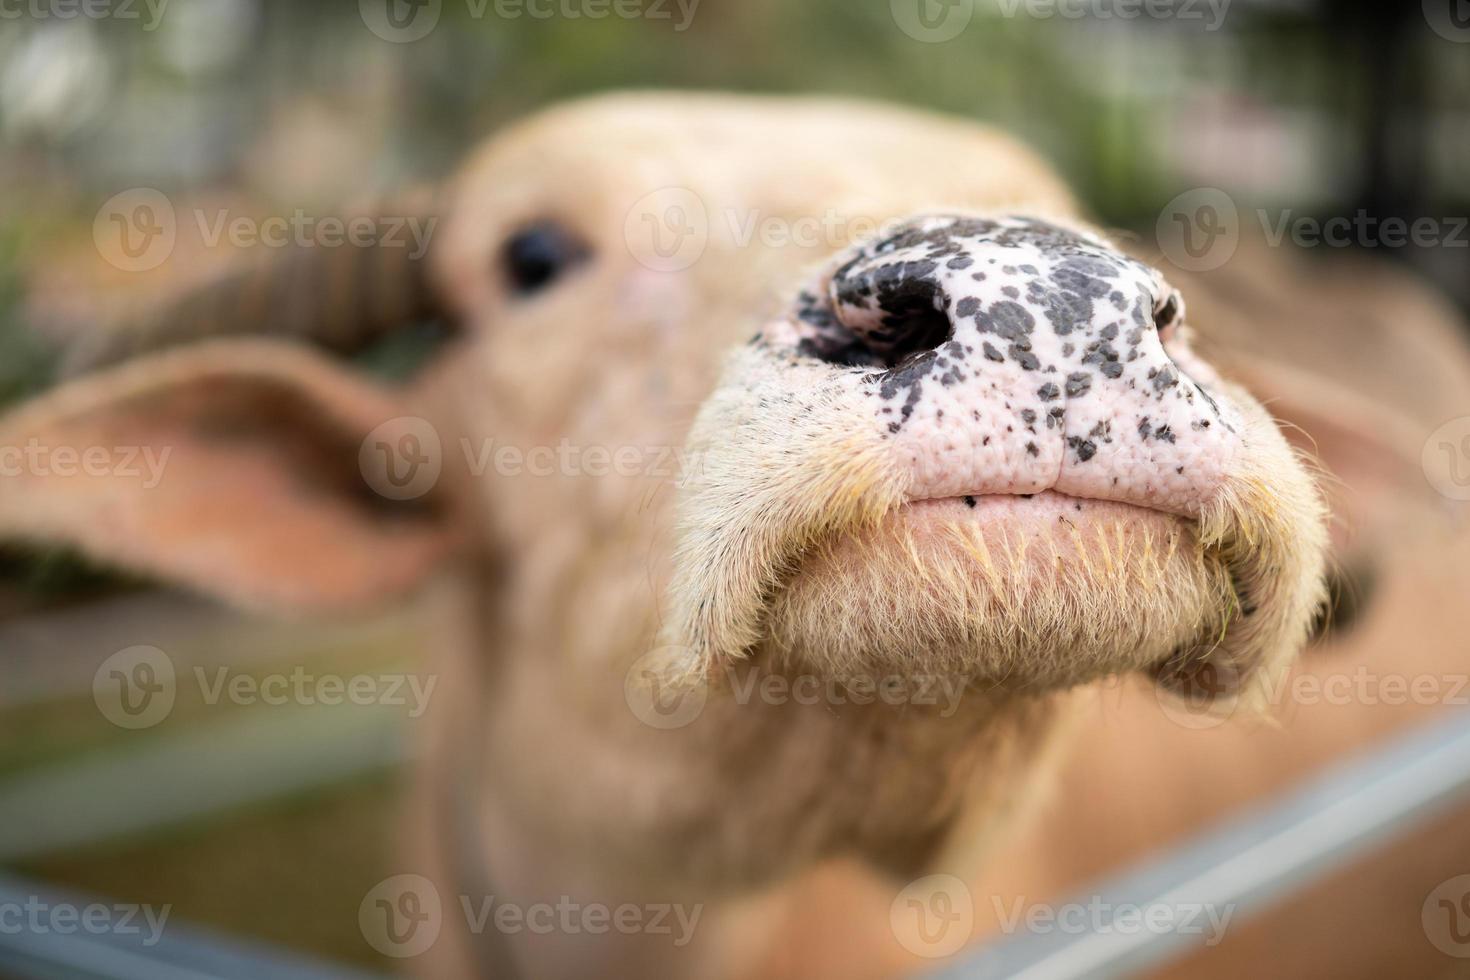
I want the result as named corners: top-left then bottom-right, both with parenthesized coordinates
top-left (0, 602), bottom-right (426, 968)
top-left (16, 771), bottom-right (401, 970)
top-left (0, 218), bottom-right (58, 408)
top-left (0, 616), bottom-right (417, 780)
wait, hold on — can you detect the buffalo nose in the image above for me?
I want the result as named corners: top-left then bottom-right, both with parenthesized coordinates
top-left (778, 214), bottom-right (1241, 515)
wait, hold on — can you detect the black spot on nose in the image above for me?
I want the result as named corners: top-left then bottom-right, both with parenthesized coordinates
top-left (829, 258), bottom-right (953, 367)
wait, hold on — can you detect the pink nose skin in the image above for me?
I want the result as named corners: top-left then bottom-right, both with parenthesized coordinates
top-left (769, 215), bottom-right (1242, 517)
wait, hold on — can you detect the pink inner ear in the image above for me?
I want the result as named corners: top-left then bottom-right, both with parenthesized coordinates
top-left (0, 341), bottom-right (454, 615)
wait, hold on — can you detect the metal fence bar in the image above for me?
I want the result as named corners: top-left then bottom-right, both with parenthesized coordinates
top-left (0, 873), bottom-right (386, 980)
top-left (933, 708), bottom-right (1470, 980)
top-left (0, 704), bottom-right (406, 861)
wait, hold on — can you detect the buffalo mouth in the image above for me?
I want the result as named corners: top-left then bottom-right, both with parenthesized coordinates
top-left (758, 490), bottom-right (1236, 694)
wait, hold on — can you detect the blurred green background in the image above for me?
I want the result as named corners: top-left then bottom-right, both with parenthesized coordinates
top-left (0, 0), bottom-right (1467, 972)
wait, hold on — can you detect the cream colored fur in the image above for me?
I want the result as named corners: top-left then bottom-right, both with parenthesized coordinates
top-left (0, 93), bottom-right (1359, 978)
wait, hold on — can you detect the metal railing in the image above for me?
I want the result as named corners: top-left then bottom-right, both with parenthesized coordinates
top-left (935, 708), bottom-right (1470, 979)
top-left (5, 711), bottom-right (1470, 978)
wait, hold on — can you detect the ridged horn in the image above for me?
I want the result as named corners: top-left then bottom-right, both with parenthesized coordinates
top-left (62, 193), bottom-right (446, 376)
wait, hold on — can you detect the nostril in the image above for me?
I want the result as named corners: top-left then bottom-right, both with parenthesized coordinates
top-left (866, 306), bottom-right (952, 365)
top-left (822, 259), bottom-right (954, 368)
top-left (1154, 290), bottom-right (1184, 339)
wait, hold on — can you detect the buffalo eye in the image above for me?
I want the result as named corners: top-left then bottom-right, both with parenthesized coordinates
top-left (502, 222), bottom-right (588, 295)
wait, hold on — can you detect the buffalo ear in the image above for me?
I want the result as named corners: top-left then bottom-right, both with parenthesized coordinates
top-left (0, 339), bottom-right (454, 614)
